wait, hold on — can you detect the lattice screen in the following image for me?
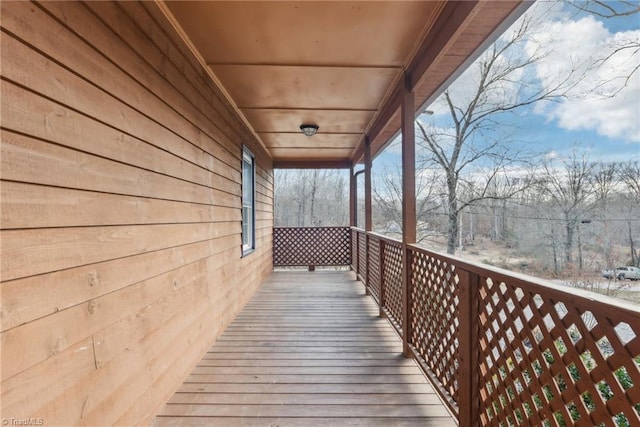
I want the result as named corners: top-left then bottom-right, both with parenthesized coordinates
top-left (382, 240), bottom-right (403, 332)
top-left (410, 249), bottom-right (460, 405)
top-left (368, 236), bottom-right (381, 302)
top-left (336, 234), bottom-right (640, 425)
top-left (477, 276), bottom-right (640, 426)
top-left (351, 230), bottom-right (358, 272)
top-left (273, 227), bottom-right (351, 266)
top-left (358, 232), bottom-right (367, 283)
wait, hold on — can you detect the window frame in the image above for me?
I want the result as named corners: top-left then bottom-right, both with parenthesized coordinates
top-left (241, 147), bottom-right (256, 256)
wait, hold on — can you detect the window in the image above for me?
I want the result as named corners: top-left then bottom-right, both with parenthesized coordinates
top-left (242, 147), bottom-right (255, 255)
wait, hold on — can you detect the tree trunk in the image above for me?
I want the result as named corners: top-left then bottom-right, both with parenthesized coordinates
top-left (447, 210), bottom-right (458, 254)
top-left (578, 230), bottom-right (583, 270)
top-left (446, 175), bottom-right (459, 254)
top-left (309, 171), bottom-right (318, 226)
top-left (501, 199), bottom-right (508, 239)
top-left (565, 218), bottom-right (574, 265)
top-left (447, 195), bottom-right (458, 255)
top-left (629, 221), bottom-right (638, 266)
top-left (492, 203), bottom-right (498, 240)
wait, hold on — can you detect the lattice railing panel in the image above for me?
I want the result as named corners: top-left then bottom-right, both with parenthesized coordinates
top-left (382, 240), bottom-right (403, 332)
top-left (273, 227), bottom-right (351, 266)
top-left (299, 228), bottom-right (640, 426)
top-left (410, 248), bottom-right (460, 405)
top-left (477, 275), bottom-right (640, 426)
top-left (358, 232), bottom-right (367, 283)
top-left (351, 230), bottom-right (358, 272)
top-left (367, 236), bottom-right (381, 302)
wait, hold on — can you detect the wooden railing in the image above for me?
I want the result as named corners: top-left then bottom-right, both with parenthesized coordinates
top-left (350, 227), bottom-right (640, 426)
top-left (273, 226), bottom-right (351, 268)
top-left (271, 227), bottom-right (640, 423)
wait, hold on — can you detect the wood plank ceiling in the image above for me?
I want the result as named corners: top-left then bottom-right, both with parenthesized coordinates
top-left (163, 1), bottom-right (528, 167)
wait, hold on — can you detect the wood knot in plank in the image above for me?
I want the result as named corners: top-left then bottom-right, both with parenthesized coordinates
top-left (87, 271), bottom-right (100, 287)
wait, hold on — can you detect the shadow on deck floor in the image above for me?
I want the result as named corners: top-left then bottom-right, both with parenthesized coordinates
top-left (152, 271), bottom-right (456, 426)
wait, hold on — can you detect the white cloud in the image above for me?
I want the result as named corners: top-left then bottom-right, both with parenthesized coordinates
top-left (422, 2), bottom-right (639, 146)
top-left (528, 12), bottom-right (640, 142)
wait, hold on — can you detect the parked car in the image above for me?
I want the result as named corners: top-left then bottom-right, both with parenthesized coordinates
top-left (602, 266), bottom-right (640, 280)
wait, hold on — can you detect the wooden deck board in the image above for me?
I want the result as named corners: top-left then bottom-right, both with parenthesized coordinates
top-left (152, 271), bottom-right (455, 426)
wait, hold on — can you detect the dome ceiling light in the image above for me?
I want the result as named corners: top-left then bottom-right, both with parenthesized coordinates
top-left (300, 124), bottom-right (319, 136)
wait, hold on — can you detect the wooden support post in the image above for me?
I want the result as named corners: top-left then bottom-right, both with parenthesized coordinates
top-left (364, 137), bottom-right (372, 294)
top-left (458, 269), bottom-right (480, 426)
top-left (349, 163), bottom-right (357, 227)
top-left (379, 239), bottom-right (386, 318)
top-left (401, 74), bottom-right (416, 357)
top-left (364, 137), bottom-right (372, 232)
top-left (349, 164), bottom-right (356, 272)
top-left (364, 235), bottom-right (370, 295)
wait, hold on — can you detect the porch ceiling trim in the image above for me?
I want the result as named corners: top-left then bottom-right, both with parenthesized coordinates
top-left (273, 159), bottom-right (352, 170)
top-left (155, 0), bottom-right (272, 159)
top-left (158, 1), bottom-right (531, 167)
top-left (353, 0), bottom-right (533, 164)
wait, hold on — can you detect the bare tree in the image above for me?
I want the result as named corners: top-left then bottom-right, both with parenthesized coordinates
top-left (274, 169), bottom-right (348, 227)
top-left (619, 161), bottom-right (640, 196)
top-left (413, 8), bottom-right (578, 254)
top-left (618, 161), bottom-right (640, 266)
top-left (568, 1), bottom-right (640, 87)
top-left (569, 1), bottom-right (640, 19)
top-left (372, 161), bottom-right (443, 242)
top-left (538, 148), bottom-right (596, 267)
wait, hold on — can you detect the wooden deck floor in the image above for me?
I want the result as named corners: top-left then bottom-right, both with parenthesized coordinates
top-left (152, 271), bottom-right (456, 426)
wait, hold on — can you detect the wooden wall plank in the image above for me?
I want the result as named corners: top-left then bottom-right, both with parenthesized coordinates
top-left (0, 182), bottom-right (238, 230)
top-left (82, 1), bottom-right (242, 158)
top-left (0, 236), bottom-right (238, 332)
top-left (0, 338), bottom-right (97, 419)
top-left (1, 221), bottom-right (239, 281)
top-left (2, 1), bottom-right (241, 170)
top-left (1, 131), bottom-right (218, 206)
top-left (0, 0), bottom-right (273, 424)
top-left (2, 256), bottom-right (211, 381)
top-left (0, 82), bottom-right (237, 191)
top-left (30, 282), bottom-right (212, 425)
top-left (135, 1), bottom-right (270, 163)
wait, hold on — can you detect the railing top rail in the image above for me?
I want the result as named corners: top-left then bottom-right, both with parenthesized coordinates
top-left (275, 226), bottom-right (350, 229)
top-left (350, 228), bottom-right (402, 245)
top-left (338, 226), bottom-right (639, 424)
top-left (351, 228), bottom-right (640, 319)
top-left (407, 242), bottom-right (640, 320)
top-left (366, 231), bottom-right (404, 246)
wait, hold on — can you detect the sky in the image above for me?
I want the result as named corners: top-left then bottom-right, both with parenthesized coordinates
top-left (376, 1), bottom-right (640, 170)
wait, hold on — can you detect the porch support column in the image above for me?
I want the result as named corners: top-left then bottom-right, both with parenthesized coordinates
top-left (349, 163), bottom-right (357, 227)
top-left (364, 137), bottom-right (372, 232)
top-left (364, 137), bottom-right (373, 294)
top-left (401, 74), bottom-right (416, 357)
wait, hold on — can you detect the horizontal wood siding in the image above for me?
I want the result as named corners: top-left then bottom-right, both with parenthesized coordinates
top-left (0, 1), bottom-right (273, 425)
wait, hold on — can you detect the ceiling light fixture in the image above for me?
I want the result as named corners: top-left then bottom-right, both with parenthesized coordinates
top-left (300, 124), bottom-right (319, 136)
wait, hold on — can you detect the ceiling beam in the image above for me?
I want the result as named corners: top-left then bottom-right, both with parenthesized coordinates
top-left (351, 1), bottom-right (480, 163)
top-left (405, 1), bottom-right (479, 90)
top-left (273, 160), bottom-right (352, 169)
top-left (351, 1), bottom-right (529, 164)
top-left (352, 84), bottom-right (401, 163)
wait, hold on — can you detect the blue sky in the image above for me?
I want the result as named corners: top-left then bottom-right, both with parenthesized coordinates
top-left (375, 1), bottom-right (639, 169)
